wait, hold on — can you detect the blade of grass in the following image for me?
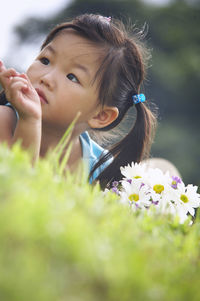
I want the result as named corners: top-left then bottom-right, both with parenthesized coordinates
top-left (53, 112), bottom-right (81, 156)
top-left (58, 142), bottom-right (73, 176)
top-left (51, 112), bottom-right (81, 172)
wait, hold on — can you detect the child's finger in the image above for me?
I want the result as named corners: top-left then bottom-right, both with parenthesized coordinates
top-left (0, 60), bottom-right (6, 72)
top-left (17, 73), bottom-right (33, 86)
top-left (1, 68), bottom-right (19, 78)
top-left (8, 81), bottom-right (29, 98)
top-left (10, 80), bottom-right (28, 90)
top-left (19, 73), bottom-right (36, 92)
top-left (5, 82), bottom-right (29, 105)
top-left (0, 69), bottom-right (20, 89)
top-left (11, 76), bottom-right (33, 95)
top-left (0, 61), bottom-right (20, 80)
top-left (9, 76), bottom-right (29, 86)
top-left (20, 73), bottom-right (33, 86)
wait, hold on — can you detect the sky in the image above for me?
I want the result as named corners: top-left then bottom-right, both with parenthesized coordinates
top-left (0, 0), bottom-right (170, 70)
top-left (0, 0), bottom-right (70, 67)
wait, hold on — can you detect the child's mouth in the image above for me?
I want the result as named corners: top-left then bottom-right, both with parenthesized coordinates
top-left (35, 88), bottom-right (48, 104)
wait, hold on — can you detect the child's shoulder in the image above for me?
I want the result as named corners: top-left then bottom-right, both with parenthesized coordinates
top-left (80, 131), bottom-right (105, 159)
top-left (80, 131), bottom-right (112, 183)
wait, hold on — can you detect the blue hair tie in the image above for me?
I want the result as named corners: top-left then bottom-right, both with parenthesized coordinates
top-left (132, 93), bottom-right (146, 105)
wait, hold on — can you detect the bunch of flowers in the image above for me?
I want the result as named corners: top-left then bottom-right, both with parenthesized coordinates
top-left (111, 162), bottom-right (200, 223)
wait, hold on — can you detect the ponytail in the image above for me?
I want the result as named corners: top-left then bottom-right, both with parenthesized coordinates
top-left (90, 102), bottom-right (157, 189)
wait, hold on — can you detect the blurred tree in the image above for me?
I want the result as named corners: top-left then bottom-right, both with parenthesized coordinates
top-left (144, 0), bottom-right (200, 185)
top-left (11, 0), bottom-right (200, 184)
top-left (146, 0), bottom-right (200, 123)
top-left (14, 0), bottom-right (145, 42)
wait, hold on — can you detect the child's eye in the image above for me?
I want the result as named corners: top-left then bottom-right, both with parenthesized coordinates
top-left (66, 73), bottom-right (79, 83)
top-left (40, 57), bottom-right (50, 65)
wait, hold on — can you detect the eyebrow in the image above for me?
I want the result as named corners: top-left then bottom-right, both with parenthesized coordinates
top-left (72, 62), bottom-right (90, 78)
top-left (45, 44), bottom-right (91, 78)
top-left (45, 45), bottom-right (56, 55)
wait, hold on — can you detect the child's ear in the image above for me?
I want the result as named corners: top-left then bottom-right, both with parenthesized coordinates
top-left (88, 106), bottom-right (119, 129)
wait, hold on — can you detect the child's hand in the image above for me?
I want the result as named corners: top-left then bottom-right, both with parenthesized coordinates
top-left (0, 60), bottom-right (41, 121)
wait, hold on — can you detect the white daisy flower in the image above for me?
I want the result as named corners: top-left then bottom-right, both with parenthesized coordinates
top-left (145, 168), bottom-right (173, 203)
top-left (173, 183), bottom-right (200, 217)
top-left (120, 180), bottom-right (151, 211)
top-left (106, 161), bottom-right (200, 224)
top-left (120, 162), bottom-right (147, 182)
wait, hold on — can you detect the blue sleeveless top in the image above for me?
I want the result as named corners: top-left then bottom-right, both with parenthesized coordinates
top-left (80, 131), bottom-right (112, 183)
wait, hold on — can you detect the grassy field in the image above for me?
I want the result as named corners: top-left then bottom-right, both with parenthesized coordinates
top-left (0, 143), bottom-right (200, 301)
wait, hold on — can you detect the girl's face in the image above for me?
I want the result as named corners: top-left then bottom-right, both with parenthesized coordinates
top-left (27, 31), bottom-right (102, 133)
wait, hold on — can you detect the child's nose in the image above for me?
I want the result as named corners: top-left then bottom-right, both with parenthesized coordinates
top-left (40, 72), bottom-right (55, 89)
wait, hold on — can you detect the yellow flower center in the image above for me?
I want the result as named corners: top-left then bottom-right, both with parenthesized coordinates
top-left (172, 180), bottom-right (177, 185)
top-left (153, 184), bottom-right (164, 194)
top-left (134, 176), bottom-right (141, 179)
top-left (180, 194), bottom-right (189, 203)
top-left (129, 193), bottom-right (139, 202)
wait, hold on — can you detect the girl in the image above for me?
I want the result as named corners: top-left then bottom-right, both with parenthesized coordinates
top-left (0, 14), bottom-right (156, 188)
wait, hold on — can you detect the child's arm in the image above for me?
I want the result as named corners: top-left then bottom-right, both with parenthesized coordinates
top-left (0, 105), bottom-right (17, 142)
top-left (0, 61), bottom-right (42, 161)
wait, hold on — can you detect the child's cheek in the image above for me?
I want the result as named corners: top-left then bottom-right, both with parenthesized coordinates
top-left (26, 63), bottom-right (38, 84)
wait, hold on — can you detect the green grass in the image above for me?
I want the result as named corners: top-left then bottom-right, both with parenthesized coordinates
top-left (0, 143), bottom-right (200, 301)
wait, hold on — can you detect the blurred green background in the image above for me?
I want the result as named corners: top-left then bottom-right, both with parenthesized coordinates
top-left (3, 0), bottom-right (200, 185)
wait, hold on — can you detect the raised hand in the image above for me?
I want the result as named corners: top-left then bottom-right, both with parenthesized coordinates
top-left (0, 60), bottom-right (42, 161)
top-left (0, 61), bottom-right (41, 121)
